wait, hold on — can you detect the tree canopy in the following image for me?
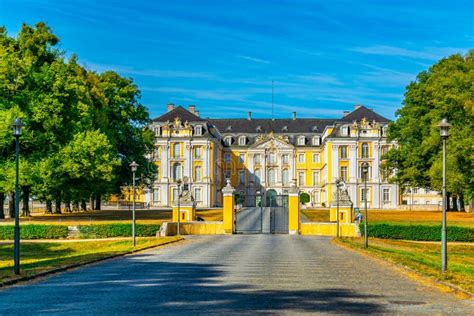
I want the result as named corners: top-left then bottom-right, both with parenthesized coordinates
top-left (0, 22), bottom-right (155, 216)
top-left (384, 50), bottom-right (473, 207)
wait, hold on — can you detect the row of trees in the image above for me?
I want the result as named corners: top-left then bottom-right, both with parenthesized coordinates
top-left (384, 50), bottom-right (473, 211)
top-left (0, 22), bottom-right (156, 217)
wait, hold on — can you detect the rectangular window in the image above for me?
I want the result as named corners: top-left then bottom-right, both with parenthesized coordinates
top-left (238, 170), bottom-right (245, 184)
top-left (312, 171), bottom-right (320, 186)
top-left (194, 147), bottom-right (201, 158)
top-left (254, 154), bottom-right (261, 164)
top-left (282, 154), bottom-right (289, 164)
top-left (172, 188), bottom-right (179, 202)
top-left (298, 137), bottom-right (305, 145)
top-left (298, 153), bottom-right (305, 163)
top-left (383, 188), bottom-right (390, 202)
top-left (361, 188), bottom-right (370, 202)
top-left (224, 137), bottom-right (232, 146)
top-left (340, 166), bottom-right (347, 181)
top-left (238, 137), bottom-right (246, 145)
top-left (154, 126), bottom-right (161, 136)
top-left (340, 146), bottom-right (348, 159)
top-left (224, 153), bottom-right (231, 163)
top-left (298, 172), bottom-right (305, 186)
top-left (312, 137), bottom-right (320, 146)
top-left (194, 188), bottom-right (202, 202)
top-left (413, 188), bottom-right (418, 194)
top-left (361, 143), bottom-right (369, 158)
top-left (153, 189), bottom-right (160, 202)
top-left (194, 166), bottom-right (202, 181)
top-left (268, 153), bottom-right (276, 164)
top-left (312, 153), bottom-right (319, 163)
top-left (239, 153), bottom-right (245, 163)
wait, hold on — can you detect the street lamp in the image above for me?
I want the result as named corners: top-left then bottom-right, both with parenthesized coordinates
top-left (256, 190), bottom-right (262, 232)
top-left (13, 118), bottom-right (22, 275)
top-left (361, 162), bottom-right (369, 248)
top-left (438, 118), bottom-right (451, 273)
top-left (176, 178), bottom-right (182, 236)
top-left (335, 178), bottom-right (343, 238)
top-left (129, 161), bottom-right (139, 247)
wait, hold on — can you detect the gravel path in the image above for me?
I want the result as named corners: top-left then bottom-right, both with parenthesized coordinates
top-left (0, 235), bottom-right (471, 314)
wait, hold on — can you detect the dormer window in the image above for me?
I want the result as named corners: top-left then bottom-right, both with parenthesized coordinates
top-left (341, 126), bottom-right (350, 136)
top-left (153, 126), bottom-right (161, 136)
top-left (224, 136), bottom-right (232, 146)
top-left (312, 136), bottom-right (320, 146)
top-left (297, 136), bottom-right (305, 146)
top-left (194, 125), bottom-right (202, 136)
top-left (238, 136), bottom-right (246, 146)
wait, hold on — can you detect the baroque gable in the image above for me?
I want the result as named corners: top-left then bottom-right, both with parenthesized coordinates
top-left (252, 133), bottom-right (294, 150)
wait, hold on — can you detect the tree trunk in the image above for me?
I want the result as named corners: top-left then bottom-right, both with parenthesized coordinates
top-left (95, 194), bottom-right (101, 211)
top-left (0, 192), bottom-right (5, 219)
top-left (8, 191), bottom-right (15, 218)
top-left (452, 196), bottom-right (458, 212)
top-left (81, 199), bottom-right (87, 211)
top-left (64, 199), bottom-right (71, 213)
top-left (21, 186), bottom-right (30, 217)
top-left (72, 200), bottom-right (79, 212)
top-left (446, 192), bottom-right (451, 211)
top-left (54, 198), bottom-right (61, 214)
top-left (90, 196), bottom-right (95, 211)
top-left (45, 200), bottom-right (53, 214)
top-left (459, 194), bottom-right (465, 212)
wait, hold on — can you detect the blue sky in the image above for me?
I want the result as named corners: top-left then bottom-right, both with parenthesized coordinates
top-left (0, 0), bottom-right (472, 120)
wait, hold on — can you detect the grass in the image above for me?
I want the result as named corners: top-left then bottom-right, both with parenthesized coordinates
top-left (0, 236), bottom-right (182, 281)
top-left (0, 208), bottom-right (223, 226)
top-left (302, 209), bottom-right (474, 227)
top-left (337, 237), bottom-right (474, 294)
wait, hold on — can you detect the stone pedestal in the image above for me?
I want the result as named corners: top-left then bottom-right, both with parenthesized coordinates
top-left (330, 183), bottom-right (354, 224)
top-left (172, 190), bottom-right (196, 222)
top-left (222, 180), bottom-right (235, 234)
top-left (288, 183), bottom-right (300, 235)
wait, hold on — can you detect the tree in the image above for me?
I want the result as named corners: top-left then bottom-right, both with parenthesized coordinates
top-left (385, 50), bottom-right (474, 210)
top-left (299, 192), bottom-right (310, 205)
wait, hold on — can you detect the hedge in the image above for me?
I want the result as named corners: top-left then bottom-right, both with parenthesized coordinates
top-left (360, 223), bottom-right (474, 242)
top-left (0, 224), bottom-right (69, 240)
top-left (78, 223), bottom-right (161, 239)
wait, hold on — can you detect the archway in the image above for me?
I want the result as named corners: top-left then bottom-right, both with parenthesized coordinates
top-left (266, 189), bottom-right (277, 207)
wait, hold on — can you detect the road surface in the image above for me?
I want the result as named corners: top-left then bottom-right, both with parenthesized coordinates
top-left (0, 235), bottom-right (471, 314)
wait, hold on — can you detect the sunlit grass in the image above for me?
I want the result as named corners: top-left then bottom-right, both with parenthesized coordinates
top-left (337, 238), bottom-right (474, 294)
top-left (0, 236), bottom-right (182, 281)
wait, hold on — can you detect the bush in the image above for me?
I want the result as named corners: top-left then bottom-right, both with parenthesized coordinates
top-left (78, 223), bottom-right (161, 239)
top-left (360, 223), bottom-right (474, 242)
top-left (299, 192), bottom-right (310, 204)
top-left (0, 224), bottom-right (69, 240)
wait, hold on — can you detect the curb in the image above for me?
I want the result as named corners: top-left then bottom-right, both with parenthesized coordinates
top-left (332, 238), bottom-right (473, 300)
top-left (0, 237), bottom-right (184, 289)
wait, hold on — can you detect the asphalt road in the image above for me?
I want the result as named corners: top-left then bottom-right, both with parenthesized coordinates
top-left (0, 235), bottom-right (472, 314)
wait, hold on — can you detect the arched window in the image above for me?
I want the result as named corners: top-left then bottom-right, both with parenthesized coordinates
top-left (268, 169), bottom-right (276, 185)
top-left (173, 163), bottom-right (181, 181)
top-left (254, 169), bottom-right (261, 184)
top-left (173, 143), bottom-right (181, 158)
top-left (282, 169), bottom-right (289, 186)
top-left (361, 143), bottom-right (369, 158)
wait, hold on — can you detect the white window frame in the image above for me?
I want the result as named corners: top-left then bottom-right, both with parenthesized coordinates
top-left (340, 166), bottom-right (348, 182)
top-left (312, 153), bottom-right (320, 163)
top-left (153, 188), bottom-right (160, 202)
top-left (341, 126), bottom-right (349, 136)
top-left (298, 172), bottom-right (305, 186)
top-left (282, 154), bottom-right (289, 164)
top-left (383, 188), bottom-right (390, 202)
top-left (268, 169), bottom-right (276, 185)
top-left (254, 154), bottom-right (261, 164)
top-left (298, 153), bottom-right (305, 163)
top-left (154, 126), bottom-right (161, 136)
top-left (194, 166), bottom-right (202, 182)
top-left (312, 136), bottom-right (320, 146)
top-left (298, 136), bottom-right (305, 146)
top-left (268, 153), bottom-right (276, 164)
top-left (282, 169), bottom-right (290, 186)
top-left (340, 146), bottom-right (348, 159)
top-left (361, 143), bottom-right (369, 158)
top-left (194, 188), bottom-right (202, 202)
top-left (224, 136), bottom-right (232, 146)
top-left (312, 171), bottom-right (319, 186)
top-left (194, 125), bottom-right (202, 136)
top-left (238, 136), bottom-right (246, 146)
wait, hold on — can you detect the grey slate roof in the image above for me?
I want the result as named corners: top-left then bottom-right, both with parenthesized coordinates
top-left (341, 106), bottom-right (391, 123)
top-left (209, 118), bottom-right (336, 134)
top-left (152, 106), bottom-right (205, 122)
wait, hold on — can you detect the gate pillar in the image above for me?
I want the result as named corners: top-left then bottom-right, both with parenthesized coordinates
top-left (288, 185), bottom-right (300, 235)
top-left (222, 180), bottom-right (235, 234)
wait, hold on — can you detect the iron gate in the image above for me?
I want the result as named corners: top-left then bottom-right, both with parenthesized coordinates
top-left (235, 193), bottom-right (288, 234)
top-left (235, 194), bottom-right (264, 234)
top-left (269, 195), bottom-right (289, 234)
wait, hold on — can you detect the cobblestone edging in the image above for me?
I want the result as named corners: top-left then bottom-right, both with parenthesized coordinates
top-left (0, 237), bottom-right (184, 289)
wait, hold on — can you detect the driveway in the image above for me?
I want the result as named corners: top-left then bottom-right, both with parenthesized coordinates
top-left (0, 235), bottom-right (471, 314)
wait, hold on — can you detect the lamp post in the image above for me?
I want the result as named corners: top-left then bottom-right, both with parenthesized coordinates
top-left (335, 178), bottom-right (342, 238)
top-left (176, 179), bottom-right (182, 236)
top-left (129, 161), bottom-right (139, 247)
top-left (438, 118), bottom-right (451, 273)
top-left (361, 162), bottom-right (369, 248)
top-left (256, 190), bottom-right (262, 232)
top-left (13, 118), bottom-right (22, 275)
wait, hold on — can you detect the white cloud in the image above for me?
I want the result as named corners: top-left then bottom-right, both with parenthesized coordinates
top-left (350, 45), bottom-right (468, 60)
top-left (237, 55), bottom-right (271, 64)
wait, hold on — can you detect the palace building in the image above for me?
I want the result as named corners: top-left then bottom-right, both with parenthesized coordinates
top-left (147, 104), bottom-right (399, 209)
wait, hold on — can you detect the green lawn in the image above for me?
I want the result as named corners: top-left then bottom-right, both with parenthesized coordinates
top-left (337, 238), bottom-right (474, 294)
top-left (0, 237), bottom-right (182, 281)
